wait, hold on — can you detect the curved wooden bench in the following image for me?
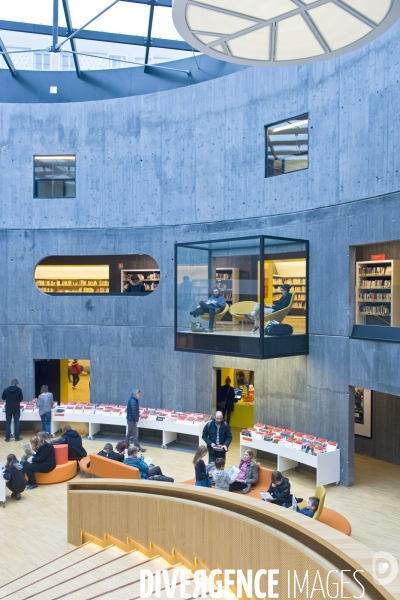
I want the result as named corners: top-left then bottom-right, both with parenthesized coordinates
top-left (35, 460), bottom-right (77, 484)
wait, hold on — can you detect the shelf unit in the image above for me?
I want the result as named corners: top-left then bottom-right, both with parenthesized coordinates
top-left (121, 269), bottom-right (160, 292)
top-left (35, 279), bottom-right (109, 293)
top-left (356, 259), bottom-right (400, 325)
top-left (215, 268), bottom-right (239, 305)
top-left (273, 275), bottom-right (306, 315)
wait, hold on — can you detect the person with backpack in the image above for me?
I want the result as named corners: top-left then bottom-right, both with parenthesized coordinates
top-left (244, 285), bottom-right (292, 333)
top-left (3, 454), bottom-right (27, 500)
top-left (70, 360), bottom-right (82, 389)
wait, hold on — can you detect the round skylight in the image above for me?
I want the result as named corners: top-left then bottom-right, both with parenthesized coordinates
top-left (172, 0), bottom-right (400, 66)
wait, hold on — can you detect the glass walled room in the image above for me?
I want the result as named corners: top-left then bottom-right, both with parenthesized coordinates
top-left (175, 235), bottom-right (309, 359)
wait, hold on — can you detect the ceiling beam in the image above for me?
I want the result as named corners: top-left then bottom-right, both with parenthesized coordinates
top-left (0, 36), bottom-right (17, 76)
top-left (61, 0), bottom-right (81, 78)
top-left (0, 20), bottom-right (192, 52)
top-left (144, 0), bottom-right (156, 66)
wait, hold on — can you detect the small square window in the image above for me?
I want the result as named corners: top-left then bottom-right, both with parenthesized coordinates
top-left (34, 156), bottom-right (76, 198)
top-left (265, 114), bottom-right (308, 178)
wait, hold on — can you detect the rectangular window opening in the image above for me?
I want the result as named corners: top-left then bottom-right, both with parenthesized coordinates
top-left (265, 114), bottom-right (308, 178)
top-left (34, 155), bottom-right (76, 199)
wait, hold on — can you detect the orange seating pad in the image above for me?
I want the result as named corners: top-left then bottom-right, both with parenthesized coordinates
top-left (54, 444), bottom-right (69, 465)
top-left (79, 453), bottom-right (140, 480)
top-left (35, 460), bottom-right (77, 484)
top-left (318, 507), bottom-right (352, 536)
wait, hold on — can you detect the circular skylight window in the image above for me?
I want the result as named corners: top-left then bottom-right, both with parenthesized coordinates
top-left (172, 0), bottom-right (400, 66)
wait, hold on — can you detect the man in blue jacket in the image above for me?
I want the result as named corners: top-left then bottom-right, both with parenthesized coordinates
top-left (190, 288), bottom-right (226, 332)
top-left (125, 389), bottom-right (146, 452)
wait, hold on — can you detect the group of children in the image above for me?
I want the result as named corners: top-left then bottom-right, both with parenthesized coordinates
top-left (193, 445), bottom-right (320, 518)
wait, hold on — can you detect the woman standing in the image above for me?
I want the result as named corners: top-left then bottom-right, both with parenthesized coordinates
top-left (3, 454), bottom-right (27, 500)
top-left (229, 449), bottom-right (259, 494)
top-left (37, 385), bottom-right (53, 434)
top-left (193, 445), bottom-right (212, 488)
top-left (23, 431), bottom-right (56, 489)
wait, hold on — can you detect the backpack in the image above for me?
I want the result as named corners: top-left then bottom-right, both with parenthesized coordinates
top-left (264, 323), bottom-right (293, 336)
top-left (191, 322), bottom-right (204, 332)
top-left (148, 475), bottom-right (174, 482)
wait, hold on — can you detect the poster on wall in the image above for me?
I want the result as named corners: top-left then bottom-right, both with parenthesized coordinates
top-left (354, 387), bottom-right (372, 438)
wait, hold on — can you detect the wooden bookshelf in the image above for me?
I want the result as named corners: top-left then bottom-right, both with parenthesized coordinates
top-left (356, 259), bottom-right (400, 325)
top-left (273, 274), bottom-right (306, 315)
top-left (216, 267), bottom-right (239, 305)
top-left (36, 279), bottom-right (109, 293)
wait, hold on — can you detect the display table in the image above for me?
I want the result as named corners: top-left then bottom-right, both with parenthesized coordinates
top-left (0, 473), bottom-right (5, 507)
top-left (229, 401), bottom-right (254, 429)
top-left (0, 410), bottom-right (42, 435)
top-left (51, 413), bottom-right (206, 447)
top-left (240, 434), bottom-right (340, 486)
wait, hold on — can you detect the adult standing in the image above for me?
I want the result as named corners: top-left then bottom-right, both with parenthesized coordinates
top-left (202, 411), bottom-right (232, 464)
top-left (70, 360), bottom-right (82, 389)
top-left (125, 389), bottom-right (146, 452)
top-left (2, 379), bottom-right (23, 442)
top-left (218, 376), bottom-right (236, 424)
top-left (37, 385), bottom-right (53, 434)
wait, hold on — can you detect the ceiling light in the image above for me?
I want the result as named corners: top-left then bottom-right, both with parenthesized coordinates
top-left (172, 0), bottom-right (400, 67)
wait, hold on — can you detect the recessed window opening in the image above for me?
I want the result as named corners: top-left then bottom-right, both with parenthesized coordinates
top-left (265, 114), bottom-right (308, 178)
top-left (34, 155), bottom-right (76, 198)
top-left (35, 254), bottom-right (160, 296)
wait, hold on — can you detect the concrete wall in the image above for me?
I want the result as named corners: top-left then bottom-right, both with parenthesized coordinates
top-left (1, 20), bottom-right (400, 485)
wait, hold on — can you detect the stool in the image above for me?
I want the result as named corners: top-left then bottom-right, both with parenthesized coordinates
top-left (53, 444), bottom-right (68, 465)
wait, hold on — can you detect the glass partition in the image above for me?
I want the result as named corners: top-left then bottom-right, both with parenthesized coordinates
top-left (175, 235), bottom-right (308, 359)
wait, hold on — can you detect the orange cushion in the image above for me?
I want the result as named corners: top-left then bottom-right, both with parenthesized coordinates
top-left (318, 507), bottom-right (352, 536)
top-left (35, 460), bottom-right (77, 485)
top-left (54, 444), bottom-right (69, 465)
top-left (83, 453), bottom-right (140, 480)
top-left (79, 456), bottom-right (92, 472)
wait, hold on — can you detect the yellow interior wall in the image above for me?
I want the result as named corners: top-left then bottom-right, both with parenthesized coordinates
top-left (221, 368), bottom-right (235, 385)
top-left (60, 359), bottom-right (69, 404)
top-left (257, 260), bottom-right (274, 303)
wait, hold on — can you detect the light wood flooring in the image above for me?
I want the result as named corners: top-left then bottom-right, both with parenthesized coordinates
top-left (1, 428), bottom-right (399, 586)
top-left (179, 316), bottom-right (306, 336)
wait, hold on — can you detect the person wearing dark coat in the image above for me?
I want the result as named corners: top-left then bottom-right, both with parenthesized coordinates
top-left (98, 443), bottom-right (124, 462)
top-left (202, 411), bottom-right (232, 464)
top-left (244, 284), bottom-right (292, 333)
top-left (218, 377), bottom-right (236, 424)
top-left (267, 471), bottom-right (292, 507)
top-left (2, 379), bottom-right (23, 442)
top-left (125, 390), bottom-right (146, 452)
top-left (23, 432), bottom-right (56, 489)
top-left (52, 425), bottom-right (87, 460)
top-left (3, 454), bottom-right (27, 499)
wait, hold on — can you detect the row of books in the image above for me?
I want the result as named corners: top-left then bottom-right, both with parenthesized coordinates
top-left (241, 424), bottom-right (338, 455)
top-left (359, 280), bottom-right (391, 288)
top-left (273, 278), bottom-right (306, 284)
top-left (358, 266), bottom-right (392, 275)
top-left (139, 408), bottom-right (211, 424)
top-left (0, 401), bottom-right (57, 413)
top-left (359, 306), bottom-right (390, 314)
top-left (51, 404), bottom-right (211, 424)
top-left (358, 293), bottom-right (391, 301)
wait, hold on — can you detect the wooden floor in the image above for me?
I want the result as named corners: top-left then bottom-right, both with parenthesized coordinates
top-left (1, 427), bottom-right (399, 586)
top-left (178, 316), bottom-right (306, 335)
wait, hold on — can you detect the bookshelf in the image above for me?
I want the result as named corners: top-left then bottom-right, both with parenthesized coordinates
top-left (121, 269), bottom-right (160, 292)
top-left (36, 279), bottom-right (109, 293)
top-left (273, 274), bottom-right (306, 315)
top-left (216, 268), bottom-right (239, 305)
top-left (356, 259), bottom-right (400, 326)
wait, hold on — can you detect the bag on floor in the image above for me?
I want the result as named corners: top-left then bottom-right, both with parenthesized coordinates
top-left (264, 323), bottom-right (293, 336)
top-left (148, 475), bottom-right (174, 482)
top-left (191, 322), bottom-right (204, 332)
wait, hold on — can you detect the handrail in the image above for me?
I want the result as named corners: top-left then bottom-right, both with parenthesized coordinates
top-left (68, 480), bottom-right (400, 600)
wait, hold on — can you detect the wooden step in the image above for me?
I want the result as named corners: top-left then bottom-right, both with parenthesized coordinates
top-left (13, 546), bottom-right (126, 600)
top-left (0, 543), bottom-right (102, 599)
top-left (49, 556), bottom-right (172, 600)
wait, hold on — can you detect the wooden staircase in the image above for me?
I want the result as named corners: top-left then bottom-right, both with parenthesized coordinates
top-left (0, 538), bottom-right (236, 600)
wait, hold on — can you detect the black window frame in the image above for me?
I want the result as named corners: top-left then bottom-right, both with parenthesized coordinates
top-left (33, 154), bottom-right (76, 199)
top-left (265, 113), bottom-right (309, 179)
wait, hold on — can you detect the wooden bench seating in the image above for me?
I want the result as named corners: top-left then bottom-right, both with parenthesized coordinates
top-left (182, 466), bottom-right (352, 536)
top-left (79, 453), bottom-right (140, 480)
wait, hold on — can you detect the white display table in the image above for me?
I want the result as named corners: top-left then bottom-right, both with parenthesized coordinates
top-left (51, 412), bottom-right (206, 447)
top-left (240, 435), bottom-right (341, 486)
top-left (0, 473), bottom-right (6, 508)
top-left (0, 410), bottom-right (42, 435)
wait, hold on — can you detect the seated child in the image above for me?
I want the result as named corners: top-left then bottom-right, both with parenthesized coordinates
top-left (124, 446), bottom-right (168, 480)
top-left (98, 443), bottom-right (124, 462)
top-left (267, 470), bottom-right (291, 506)
top-left (3, 453), bottom-right (27, 500)
top-left (297, 496), bottom-right (320, 518)
top-left (212, 458), bottom-right (231, 491)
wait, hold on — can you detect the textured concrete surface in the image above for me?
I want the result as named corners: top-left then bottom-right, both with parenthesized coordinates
top-left (1, 20), bottom-right (400, 486)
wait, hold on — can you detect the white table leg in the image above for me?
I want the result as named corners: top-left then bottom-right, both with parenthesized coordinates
top-left (162, 430), bottom-right (178, 448)
top-left (88, 422), bottom-right (101, 440)
top-left (277, 455), bottom-right (298, 473)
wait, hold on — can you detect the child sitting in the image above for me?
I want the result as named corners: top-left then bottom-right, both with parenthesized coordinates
top-left (212, 458), bottom-right (231, 491)
top-left (267, 470), bottom-right (291, 506)
top-left (3, 454), bottom-right (27, 500)
top-left (297, 496), bottom-right (320, 518)
top-left (124, 446), bottom-right (165, 479)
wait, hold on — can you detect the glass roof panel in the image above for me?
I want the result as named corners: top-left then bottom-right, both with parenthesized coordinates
top-left (152, 6), bottom-right (185, 41)
top-left (67, 0), bottom-right (150, 37)
top-left (0, 0), bottom-right (53, 25)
